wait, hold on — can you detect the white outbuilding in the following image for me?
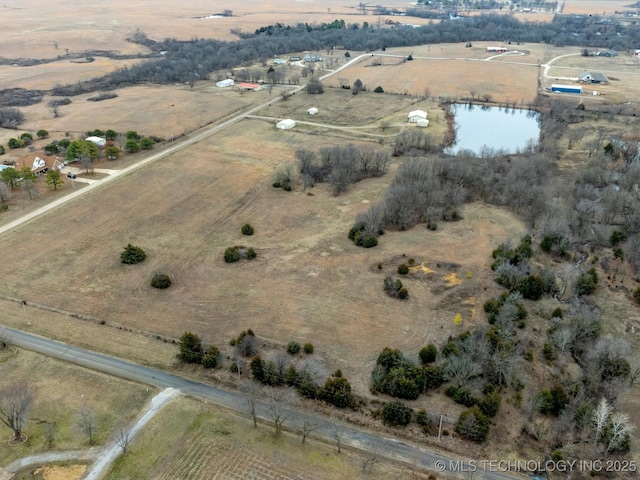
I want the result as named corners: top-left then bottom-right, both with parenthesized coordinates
top-left (216, 79), bottom-right (235, 87)
top-left (85, 136), bottom-right (106, 147)
top-left (277, 119), bottom-right (296, 130)
top-left (408, 110), bottom-right (428, 123)
top-left (307, 107), bottom-right (318, 115)
top-left (417, 119), bottom-right (430, 128)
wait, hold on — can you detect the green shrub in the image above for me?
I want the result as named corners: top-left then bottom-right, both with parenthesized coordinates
top-left (246, 247), bottom-right (257, 259)
top-left (86, 129), bottom-right (105, 137)
top-left (321, 376), bottom-right (353, 408)
top-left (20, 132), bottom-right (33, 142)
top-left (551, 307), bottom-right (563, 319)
top-left (36, 129), bottom-right (49, 139)
top-left (303, 343), bottom-right (314, 354)
top-left (419, 344), bottom-right (438, 364)
top-left (374, 86), bottom-right (384, 93)
top-left (479, 391), bottom-right (501, 418)
top-left (250, 355), bottom-right (266, 382)
top-left (201, 346), bottom-right (221, 368)
top-left (361, 234), bottom-right (378, 248)
top-left (613, 248), bottom-right (624, 260)
top-left (542, 343), bottom-right (556, 363)
top-left (397, 288), bottom-right (409, 300)
top-left (151, 273), bottom-right (172, 289)
top-left (576, 268), bottom-right (598, 296)
top-left (241, 224), bottom-right (254, 235)
top-left (125, 130), bottom-right (140, 140)
top-left (125, 139), bottom-right (140, 153)
top-left (0, 204), bottom-right (8, 212)
top-left (140, 137), bottom-right (155, 150)
top-left (7, 138), bottom-right (22, 149)
top-left (120, 244), bottom-right (147, 264)
top-left (513, 275), bottom-right (545, 300)
top-left (382, 400), bottom-right (412, 427)
top-left (633, 288), bottom-right (640, 305)
top-left (44, 143), bottom-right (59, 154)
top-left (0, 145), bottom-right (4, 155)
top-left (397, 264), bottom-right (409, 275)
top-left (456, 406), bottom-right (490, 442)
top-left (178, 332), bottom-right (203, 363)
top-left (286, 341), bottom-right (301, 355)
top-left (610, 230), bottom-right (625, 246)
top-left (224, 246), bottom-right (241, 263)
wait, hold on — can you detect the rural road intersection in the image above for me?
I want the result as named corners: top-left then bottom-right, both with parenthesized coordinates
top-left (2, 327), bottom-right (524, 479)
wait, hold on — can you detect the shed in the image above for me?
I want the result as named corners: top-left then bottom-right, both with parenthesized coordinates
top-left (578, 72), bottom-right (608, 84)
top-left (408, 110), bottom-right (428, 122)
top-left (551, 84), bottom-right (582, 94)
top-left (216, 79), bottom-right (235, 87)
top-left (239, 83), bottom-right (262, 91)
top-left (307, 107), bottom-right (318, 115)
top-left (85, 136), bottom-right (106, 147)
top-left (417, 119), bottom-right (430, 128)
top-left (277, 119), bottom-right (296, 130)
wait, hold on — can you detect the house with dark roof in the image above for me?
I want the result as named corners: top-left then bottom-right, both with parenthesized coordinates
top-left (578, 72), bottom-right (608, 84)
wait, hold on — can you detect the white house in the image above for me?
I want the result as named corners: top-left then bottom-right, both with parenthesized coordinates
top-left (417, 119), bottom-right (430, 128)
top-left (216, 79), bottom-right (235, 87)
top-left (85, 136), bottom-right (106, 147)
top-left (408, 110), bottom-right (428, 123)
top-left (277, 119), bottom-right (296, 130)
top-left (307, 107), bottom-right (318, 115)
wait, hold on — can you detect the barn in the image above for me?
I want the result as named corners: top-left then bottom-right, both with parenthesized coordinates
top-left (408, 110), bottom-right (428, 123)
top-left (277, 119), bottom-right (296, 130)
top-left (85, 136), bottom-right (106, 147)
top-left (216, 79), bottom-right (235, 87)
top-left (307, 107), bottom-right (318, 115)
top-left (551, 84), bottom-right (582, 94)
top-left (578, 72), bottom-right (608, 84)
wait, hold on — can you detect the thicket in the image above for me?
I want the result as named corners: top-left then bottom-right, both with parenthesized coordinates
top-left (383, 276), bottom-right (408, 300)
top-left (224, 246), bottom-right (256, 263)
top-left (382, 400), bottom-right (412, 426)
top-left (178, 332), bottom-right (221, 369)
top-left (295, 145), bottom-right (390, 195)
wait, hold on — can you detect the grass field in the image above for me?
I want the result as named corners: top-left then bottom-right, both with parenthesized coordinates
top-left (104, 396), bottom-right (432, 480)
top-left (0, 348), bottom-right (154, 467)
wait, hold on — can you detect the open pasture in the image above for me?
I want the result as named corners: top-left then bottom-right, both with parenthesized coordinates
top-left (0, 117), bottom-right (525, 393)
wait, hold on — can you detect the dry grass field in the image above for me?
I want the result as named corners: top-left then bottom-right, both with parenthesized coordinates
top-left (562, 0), bottom-right (634, 14)
top-left (0, 117), bottom-right (525, 395)
top-left (104, 396), bottom-right (433, 480)
top-left (0, 348), bottom-right (154, 466)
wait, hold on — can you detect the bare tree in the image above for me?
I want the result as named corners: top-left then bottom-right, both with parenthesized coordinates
top-left (267, 389), bottom-right (292, 434)
top-left (361, 454), bottom-right (380, 474)
top-left (0, 383), bottom-right (35, 442)
top-left (297, 419), bottom-right (318, 444)
top-left (331, 422), bottom-right (343, 453)
top-left (0, 328), bottom-right (8, 349)
top-left (78, 403), bottom-right (98, 445)
top-left (605, 412), bottom-right (635, 454)
top-left (116, 425), bottom-right (132, 455)
top-left (48, 102), bottom-right (60, 118)
top-left (43, 421), bottom-right (57, 448)
top-left (592, 397), bottom-right (611, 446)
top-left (242, 382), bottom-right (260, 428)
top-left (0, 182), bottom-right (10, 203)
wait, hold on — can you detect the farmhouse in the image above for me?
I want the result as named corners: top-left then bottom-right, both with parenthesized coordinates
top-left (216, 79), bottom-right (235, 87)
top-left (486, 46), bottom-right (508, 53)
top-left (239, 83), bottom-right (262, 91)
top-left (277, 119), bottom-right (296, 130)
top-left (307, 107), bottom-right (318, 115)
top-left (304, 53), bottom-right (324, 63)
top-left (551, 84), bottom-right (583, 94)
top-left (17, 152), bottom-right (60, 175)
top-left (408, 110), bottom-right (428, 122)
top-left (578, 72), bottom-right (608, 84)
top-left (273, 58), bottom-right (287, 65)
top-left (85, 136), bottom-right (106, 147)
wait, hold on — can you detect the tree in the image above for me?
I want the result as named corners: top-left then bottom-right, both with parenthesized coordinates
top-left (0, 383), bottom-right (34, 442)
top-left (605, 412), bottom-right (635, 454)
top-left (0, 182), bottom-right (9, 203)
top-left (306, 77), bottom-right (324, 94)
top-left (298, 419), bottom-right (318, 444)
top-left (1, 167), bottom-right (21, 190)
top-left (78, 403), bottom-right (97, 445)
top-left (352, 78), bottom-right (364, 93)
top-left (140, 137), bottom-right (154, 150)
top-left (120, 244), bottom-right (146, 264)
top-left (382, 400), bottom-right (412, 426)
top-left (224, 246), bottom-right (241, 263)
top-left (66, 139), bottom-right (99, 162)
top-left (7, 138), bottom-right (23, 149)
top-left (321, 376), bottom-right (352, 408)
top-left (105, 146), bottom-right (120, 160)
top-left (125, 140), bottom-right (140, 153)
top-left (456, 406), bottom-right (490, 442)
top-left (105, 129), bottom-right (117, 141)
top-left (268, 389), bottom-right (291, 434)
top-left (178, 332), bottom-right (204, 363)
top-left (202, 345), bottom-right (221, 368)
top-left (115, 425), bottom-right (131, 455)
top-left (45, 170), bottom-right (63, 190)
top-left (593, 397), bottom-right (611, 445)
top-left (344, 51), bottom-right (351, 58)
top-left (36, 129), bottom-right (49, 139)
top-left (241, 224), bottom-right (254, 235)
top-left (20, 167), bottom-right (38, 200)
top-left (374, 86), bottom-right (384, 93)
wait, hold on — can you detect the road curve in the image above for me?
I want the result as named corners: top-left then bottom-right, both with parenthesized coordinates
top-left (1, 327), bottom-right (525, 480)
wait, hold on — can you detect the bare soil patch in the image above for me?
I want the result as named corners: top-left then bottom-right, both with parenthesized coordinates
top-left (33, 465), bottom-right (86, 480)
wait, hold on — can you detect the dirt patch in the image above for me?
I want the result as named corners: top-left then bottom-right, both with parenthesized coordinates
top-left (33, 465), bottom-right (86, 480)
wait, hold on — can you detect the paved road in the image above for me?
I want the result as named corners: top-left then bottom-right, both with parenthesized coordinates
top-left (2, 327), bottom-right (525, 480)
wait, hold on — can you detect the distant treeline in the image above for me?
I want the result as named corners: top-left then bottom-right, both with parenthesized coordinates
top-left (26, 14), bottom-right (640, 97)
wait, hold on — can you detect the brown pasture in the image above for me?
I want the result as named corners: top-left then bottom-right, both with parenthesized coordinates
top-left (0, 117), bottom-right (525, 394)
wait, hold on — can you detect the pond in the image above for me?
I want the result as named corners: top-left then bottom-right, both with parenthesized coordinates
top-left (444, 104), bottom-right (541, 156)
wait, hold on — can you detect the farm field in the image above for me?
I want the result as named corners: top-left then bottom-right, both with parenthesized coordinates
top-left (0, 348), bottom-right (154, 466)
top-left (104, 396), bottom-right (431, 480)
